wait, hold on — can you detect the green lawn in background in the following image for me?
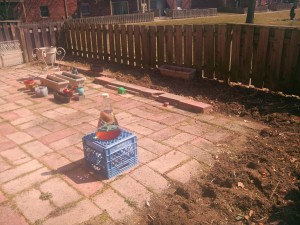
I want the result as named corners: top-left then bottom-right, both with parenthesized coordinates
top-left (139, 9), bottom-right (300, 27)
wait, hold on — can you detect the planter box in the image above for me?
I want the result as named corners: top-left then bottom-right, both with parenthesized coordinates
top-left (54, 91), bottom-right (71, 103)
top-left (159, 65), bottom-right (196, 80)
top-left (40, 74), bottom-right (69, 92)
top-left (54, 71), bottom-right (86, 87)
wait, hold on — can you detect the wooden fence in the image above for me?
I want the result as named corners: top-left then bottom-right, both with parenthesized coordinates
top-left (268, 3), bottom-right (291, 11)
top-left (165, 8), bottom-right (217, 19)
top-left (0, 21), bottom-right (21, 42)
top-left (71, 12), bottom-right (154, 24)
top-left (64, 22), bottom-right (300, 95)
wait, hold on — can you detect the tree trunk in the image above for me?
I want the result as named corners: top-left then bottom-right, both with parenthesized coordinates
top-left (246, 0), bottom-right (256, 24)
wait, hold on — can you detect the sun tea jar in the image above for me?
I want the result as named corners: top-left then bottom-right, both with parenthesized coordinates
top-left (96, 93), bottom-right (121, 140)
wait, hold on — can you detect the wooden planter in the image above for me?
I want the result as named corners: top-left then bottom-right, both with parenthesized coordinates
top-left (54, 91), bottom-right (71, 103)
top-left (159, 65), bottom-right (196, 80)
top-left (54, 71), bottom-right (86, 87)
top-left (40, 75), bottom-right (69, 92)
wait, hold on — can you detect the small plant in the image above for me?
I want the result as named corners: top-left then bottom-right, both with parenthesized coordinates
top-left (39, 192), bottom-right (53, 201)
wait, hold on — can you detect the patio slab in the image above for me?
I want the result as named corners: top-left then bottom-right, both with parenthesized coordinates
top-left (0, 64), bottom-right (265, 224)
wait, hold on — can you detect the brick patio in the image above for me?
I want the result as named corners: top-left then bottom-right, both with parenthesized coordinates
top-left (0, 64), bottom-right (266, 224)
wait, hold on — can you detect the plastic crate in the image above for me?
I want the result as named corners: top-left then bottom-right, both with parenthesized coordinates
top-left (82, 129), bottom-right (138, 179)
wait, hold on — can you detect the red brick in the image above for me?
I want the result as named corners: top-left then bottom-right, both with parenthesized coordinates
top-left (138, 147), bottom-right (158, 164)
top-left (138, 137), bottom-right (172, 156)
top-left (40, 152), bottom-right (71, 171)
top-left (0, 204), bottom-right (28, 225)
top-left (0, 111), bottom-right (19, 121)
top-left (124, 123), bottom-right (154, 136)
top-left (40, 121), bottom-right (67, 132)
top-left (57, 145), bottom-right (83, 162)
top-left (39, 128), bottom-right (78, 145)
top-left (148, 127), bottom-right (181, 141)
top-left (0, 156), bottom-right (11, 173)
top-left (24, 126), bottom-right (51, 138)
top-left (0, 123), bottom-right (17, 135)
top-left (0, 102), bottom-right (20, 112)
top-left (163, 132), bottom-right (197, 148)
top-left (0, 147), bottom-right (31, 165)
top-left (22, 140), bottom-right (53, 158)
top-left (49, 133), bottom-right (83, 150)
top-left (0, 191), bottom-right (7, 204)
top-left (6, 131), bottom-right (34, 145)
top-left (0, 139), bottom-right (17, 152)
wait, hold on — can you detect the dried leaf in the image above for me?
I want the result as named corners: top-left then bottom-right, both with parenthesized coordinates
top-left (237, 182), bottom-right (245, 188)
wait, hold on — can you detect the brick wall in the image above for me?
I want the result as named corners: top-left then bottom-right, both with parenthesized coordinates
top-left (22, 0), bottom-right (78, 22)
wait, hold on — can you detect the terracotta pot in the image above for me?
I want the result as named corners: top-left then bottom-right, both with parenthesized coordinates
top-left (24, 79), bottom-right (35, 90)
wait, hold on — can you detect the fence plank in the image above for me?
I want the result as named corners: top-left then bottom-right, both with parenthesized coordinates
top-left (32, 25), bottom-right (41, 49)
top-left (102, 25), bottom-right (108, 61)
top-left (140, 26), bottom-right (149, 68)
top-left (80, 23), bottom-right (87, 58)
top-left (165, 25), bottom-right (174, 64)
top-left (193, 25), bottom-right (203, 75)
top-left (149, 26), bottom-right (157, 68)
top-left (265, 28), bottom-right (285, 90)
top-left (41, 25), bottom-right (50, 47)
top-left (10, 23), bottom-right (18, 40)
top-left (0, 24), bottom-right (4, 42)
top-left (3, 23), bottom-right (11, 41)
top-left (127, 25), bottom-right (134, 66)
top-left (203, 25), bottom-right (215, 79)
top-left (184, 25), bottom-right (193, 67)
top-left (115, 25), bottom-right (122, 64)
top-left (23, 27), bottom-right (33, 61)
top-left (64, 23), bottom-right (72, 54)
top-left (91, 23), bottom-right (97, 59)
top-left (252, 27), bottom-right (269, 88)
top-left (69, 23), bottom-right (77, 55)
top-left (86, 23), bottom-right (92, 58)
top-left (157, 26), bottom-right (165, 66)
top-left (49, 23), bottom-right (56, 46)
top-left (18, 26), bottom-right (29, 62)
top-left (230, 25), bottom-right (242, 82)
top-left (108, 24), bottom-right (115, 62)
top-left (97, 24), bottom-right (103, 60)
top-left (74, 22), bottom-right (81, 56)
top-left (239, 25), bottom-right (254, 85)
top-left (121, 25), bottom-right (128, 65)
top-left (280, 29), bottom-right (300, 93)
top-left (133, 25), bottom-right (141, 67)
top-left (174, 25), bottom-right (183, 65)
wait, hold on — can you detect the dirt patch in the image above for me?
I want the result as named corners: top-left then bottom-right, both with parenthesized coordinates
top-left (64, 58), bottom-right (300, 224)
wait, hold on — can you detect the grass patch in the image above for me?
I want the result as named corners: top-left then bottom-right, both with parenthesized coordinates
top-left (39, 192), bottom-right (53, 201)
top-left (139, 9), bottom-right (300, 27)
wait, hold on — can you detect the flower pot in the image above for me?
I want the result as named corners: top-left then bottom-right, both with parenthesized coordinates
top-left (54, 91), bottom-right (71, 103)
top-left (37, 47), bottom-right (57, 65)
top-left (159, 65), bottom-right (196, 80)
top-left (35, 86), bottom-right (48, 97)
top-left (24, 79), bottom-right (35, 90)
top-left (76, 87), bottom-right (84, 96)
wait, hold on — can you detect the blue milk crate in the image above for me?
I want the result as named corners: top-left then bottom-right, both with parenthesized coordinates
top-left (82, 129), bottom-right (138, 179)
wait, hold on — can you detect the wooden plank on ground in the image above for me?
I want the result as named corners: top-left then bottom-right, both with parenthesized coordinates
top-left (174, 25), bottom-right (183, 65)
top-left (239, 25), bottom-right (254, 85)
top-left (203, 24), bottom-right (215, 79)
top-left (251, 27), bottom-right (269, 88)
top-left (230, 25), bottom-right (241, 82)
top-left (115, 24), bottom-right (122, 64)
top-left (264, 28), bottom-right (285, 90)
top-left (133, 25), bottom-right (141, 67)
top-left (140, 26), bottom-right (149, 68)
top-left (96, 24), bottom-right (103, 60)
top-left (127, 25), bottom-right (134, 66)
top-left (108, 24), bottom-right (115, 62)
top-left (157, 26), bottom-right (165, 66)
top-left (121, 25), bottom-right (128, 65)
top-left (90, 23), bottom-right (97, 59)
top-left (193, 25), bottom-right (203, 75)
top-left (184, 25), bottom-right (193, 67)
top-left (165, 25), bottom-right (174, 64)
top-left (149, 26), bottom-right (157, 68)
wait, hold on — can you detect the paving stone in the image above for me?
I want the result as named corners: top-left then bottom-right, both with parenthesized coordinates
top-left (201, 129), bottom-right (234, 144)
top-left (15, 99), bottom-right (34, 106)
top-left (130, 165), bottom-right (169, 193)
top-left (0, 102), bottom-right (20, 112)
top-left (0, 122), bottom-right (17, 135)
top-left (159, 113), bottom-right (188, 125)
top-left (128, 108), bottom-right (154, 118)
top-left (117, 115), bottom-right (142, 126)
top-left (49, 133), bottom-right (83, 150)
top-left (6, 131), bottom-right (34, 145)
top-left (62, 166), bottom-right (104, 197)
top-left (138, 147), bottom-right (158, 164)
top-left (2, 167), bottom-right (53, 194)
top-left (54, 107), bottom-right (78, 115)
top-left (124, 123), bottom-right (154, 136)
top-left (14, 188), bottom-right (55, 223)
top-left (39, 128), bottom-right (78, 145)
top-left (40, 121), bottom-right (67, 132)
top-left (22, 140), bottom-right (53, 158)
top-left (0, 204), bottom-right (28, 225)
top-left (67, 115), bottom-right (95, 126)
top-left (175, 120), bottom-right (214, 136)
top-left (40, 153), bottom-right (71, 171)
top-left (111, 176), bottom-right (152, 207)
top-left (0, 139), bottom-right (17, 152)
top-left (178, 143), bottom-right (216, 167)
top-left (235, 120), bottom-right (268, 131)
top-left (0, 190), bottom-right (7, 204)
top-left (23, 126), bottom-right (51, 138)
top-left (0, 159), bottom-right (42, 184)
top-left (208, 117), bottom-right (232, 126)
top-left (138, 137), bottom-right (172, 156)
top-left (43, 199), bottom-right (102, 225)
top-left (0, 156), bottom-right (11, 173)
top-left (163, 132), bottom-right (197, 148)
top-left (42, 110), bottom-right (65, 119)
top-left (147, 150), bottom-right (190, 174)
top-left (223, 122), bottom-right (254, 136)
top-left (11, 115), bottom-right (37, 126)
top-left (0, 111), bottom-right (19, 121)
top-left (167, 159), bottom-right (207, 183)
top-left (136, 119), bottom-right (167, 131)
top-left (39, 177), bottom-right (82, 207)
top-left (74, 123), bottom-right (96, 135)
top-left (191, 137), bottom-right (221, 154)
top-left (0, 147), bottom-right (31, 165)
top-left (17, 117), bottom-right (49, 130)
top-left (57, 145), bottom-right (83, 162)
top-left (147, 127), bottom-right (181, 142)
top-left (93, 188), bottom-right (134, 221)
